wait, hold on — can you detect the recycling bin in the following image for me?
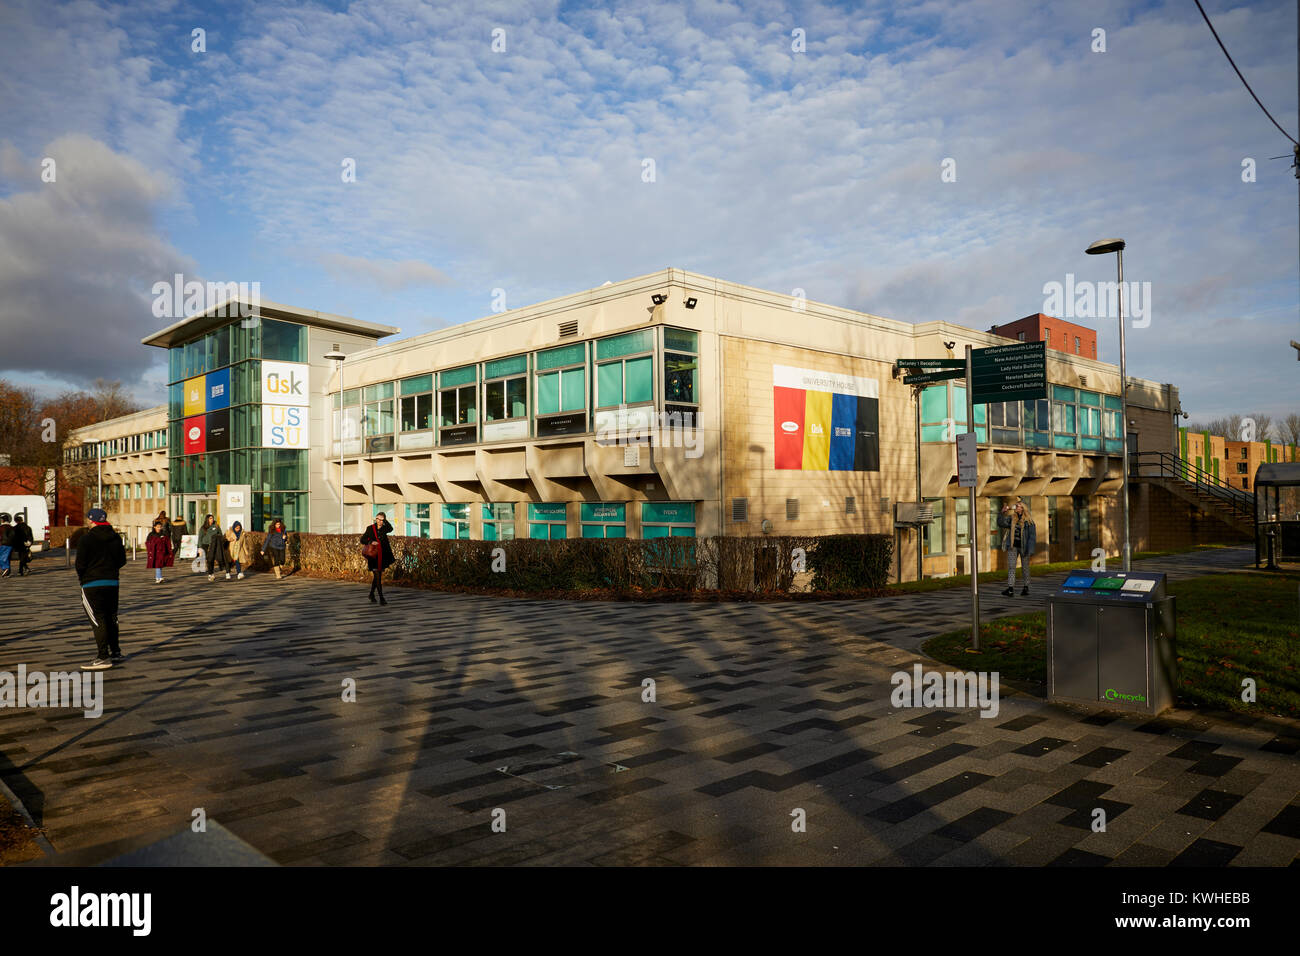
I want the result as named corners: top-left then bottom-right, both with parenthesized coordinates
top-left (1047, 570), bottom-right (1176, 716)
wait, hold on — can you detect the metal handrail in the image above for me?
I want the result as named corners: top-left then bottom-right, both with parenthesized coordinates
top-left (1130, 451), bottom-right (1255, 519)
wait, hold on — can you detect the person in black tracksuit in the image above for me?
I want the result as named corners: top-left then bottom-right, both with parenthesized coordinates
top-left (75, 508), bottom-right (127, 670)
top-left (361, 513), bottom-right (394, 605)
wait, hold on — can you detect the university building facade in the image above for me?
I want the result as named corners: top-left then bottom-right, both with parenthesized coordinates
top-left (65, 269), bottom-right (1184, 580)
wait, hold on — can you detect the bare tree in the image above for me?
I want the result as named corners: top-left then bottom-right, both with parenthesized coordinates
top-left (1246, 413), bottom-right (1274, 442)
top-left (1281, 414), bottom-right (1300, 447)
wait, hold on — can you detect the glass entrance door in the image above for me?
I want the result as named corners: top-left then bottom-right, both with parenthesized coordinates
top-left (184, 495), bottom-right (218, 535)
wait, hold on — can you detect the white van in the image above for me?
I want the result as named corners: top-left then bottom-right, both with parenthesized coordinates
top-left (0, 496), bottom-right (52, 552)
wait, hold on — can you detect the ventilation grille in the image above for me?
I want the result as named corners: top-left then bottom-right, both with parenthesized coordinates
top-left (558, 319), bottom-right (579, 338)
top-left (1079, 374), bottom-right (1087, 387)
top-left (879, 496), bottom-right (891, 514)
top-left (845, 496), bottom-right (856, 515)
top-left (786, 498), bottom-right (799, 521)
top-left (731, 497), bottom-right (748, 522)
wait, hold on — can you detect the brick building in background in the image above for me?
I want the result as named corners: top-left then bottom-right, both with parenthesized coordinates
top-left (989, 313), bottom-right (1097, 360)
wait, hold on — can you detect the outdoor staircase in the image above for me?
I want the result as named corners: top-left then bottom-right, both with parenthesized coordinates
top-left (1130, 452), bottom-right (1255, 538)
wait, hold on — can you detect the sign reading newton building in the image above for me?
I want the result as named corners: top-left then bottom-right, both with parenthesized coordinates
top-left (261, 360), bottom-right (309, 449)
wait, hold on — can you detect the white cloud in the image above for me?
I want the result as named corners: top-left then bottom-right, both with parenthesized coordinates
top-left (318, 253), bottom-right (453, 291)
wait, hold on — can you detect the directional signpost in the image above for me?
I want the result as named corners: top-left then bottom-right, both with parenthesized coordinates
top-left (897, 343), bottom-right (1049, 652)
top-left (971, 341), bottom-right (1048, 404)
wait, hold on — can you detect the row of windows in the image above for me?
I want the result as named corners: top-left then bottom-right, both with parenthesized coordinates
top-left (398, 501), bottom-right (697, 540)
top-left (920, 382), bottom-right (1125, 453)
top-left (168, 318), bottom-right (307, 384)
top-left (64, 428), bottom-right (168, 463)
top-left (97, 482), bottom-right (166, 501)
top-left (335, 327), bottom-right (699, 450)
top-left (923, 495), bottom-right (1093, 556)
top-left (168, 450), bottom-right (308, 494)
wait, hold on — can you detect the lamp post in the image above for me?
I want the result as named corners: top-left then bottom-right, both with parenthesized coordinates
top-left (1085, 238), bottom-right (1131, 571)
top-left (324, 349), bottom-right (347, 537)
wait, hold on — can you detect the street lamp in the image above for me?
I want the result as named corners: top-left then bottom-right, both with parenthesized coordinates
top-left (80, 437), bottom-right (102, 511)
top-left (324, 349), bottom-right (347, 537)
top-left (1085, 238), bottom-right (1131, 571)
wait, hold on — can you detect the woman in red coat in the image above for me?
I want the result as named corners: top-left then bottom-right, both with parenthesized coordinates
top-left (145, 520), bottom-right (173, 583)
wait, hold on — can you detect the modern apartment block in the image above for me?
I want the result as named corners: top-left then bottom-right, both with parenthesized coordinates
top-left (63, 269), bottom-right (1184, 579)
top-left (989, 313), bottom-right (1098, 360)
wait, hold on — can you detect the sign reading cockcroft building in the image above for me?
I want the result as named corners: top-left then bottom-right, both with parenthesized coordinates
top-left (261, 360), bottom-right (309, 449)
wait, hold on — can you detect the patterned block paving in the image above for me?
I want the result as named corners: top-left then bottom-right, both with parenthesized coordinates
top-left (0, 546), bottom-right (1297, 865)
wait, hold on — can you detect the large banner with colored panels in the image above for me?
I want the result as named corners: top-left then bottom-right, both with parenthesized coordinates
top-left (773, 365), bottom-right (880, 471)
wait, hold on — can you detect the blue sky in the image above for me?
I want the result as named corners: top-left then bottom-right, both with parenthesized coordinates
top-left (0, 0), bottom-right (1296, 425)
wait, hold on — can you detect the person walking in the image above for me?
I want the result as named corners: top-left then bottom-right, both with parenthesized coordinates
top-left (76, 508), bottom-right (127, 670)
top-left (226, 521), bottom-right (254, 579)
top-left (998, 498), bottom-right (1037, 597)
top-left (10, 514), bottom-right (34, 576)
top-left (199, 514), bottom-right (229, 582)
top-left (361, 512), bottom-right (394, 605)
top-left (0, 513), bottom-right (12, 578)
top-left (169, 513), bottom-right (188, 555)
top-left (145, 519), bottom-right (172, 583)
top-left (263, 518), bottom-right (289, 580)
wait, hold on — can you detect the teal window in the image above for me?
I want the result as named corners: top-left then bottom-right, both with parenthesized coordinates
top-left (1052, 385), bottom-right (1077, 402)
top-left (1103, 395), bottom-right (1123, 411)
top-left (1072, 496), bottom-right (1091, 541)
top-left (441, 365), bottom-right (477, 388)
top-left (482, 503), bottom-right (515, 540)
top-left (597, 355), bottom-right (653, 407)
top-left (922, 498), bottom-right (945, 556)
top-left (400, 392), bottom-right (433, 432)
top-left (528, 503), bottom-right (567, 539)
top-left (405, 503), bottom-right (431, 537)
top-left (919, 386), bottom-right (950, 442)
top-left (596, 329), bottom-right (654, 360)
top-left (485, 356), bottom-right (528, 423)
top-left (364, 398), bottom-right (395, 438)
top-left (641, 501), bottom-right (695, 538)
top-left (955, 497), bottom-right (969, 548)
top-left (362, 382), bottom-right (394, 403)
top-left (441, 503), bottom-right (470, 539)
top-left (536, 344), bottom-right (587, 418)
top-left (664, 327), bottom-right (698, 353)
top-left (260, 318), bottom-right (306, 362)
top-left (401, 374), bottom-right (434, 395)
top-left (439, 384), bottom-right (477, 428)
top-left (580, 502), bottom-right (626, 537)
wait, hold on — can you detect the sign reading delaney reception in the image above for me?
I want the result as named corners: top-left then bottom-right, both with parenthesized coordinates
top-left (971, 341), bottom-right (1047, 404)
top-left (261, 360), bottom-right (309, 449)
top-left (773, 365), bottom-right (880, 471)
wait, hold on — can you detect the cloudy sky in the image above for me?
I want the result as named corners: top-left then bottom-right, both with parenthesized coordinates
top-left (0, 0), bottom-right (1295, 423)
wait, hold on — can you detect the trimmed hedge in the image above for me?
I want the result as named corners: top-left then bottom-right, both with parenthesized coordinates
top-left (807, 534), bottom-right (894, 592)
top-left (250, 531), bottom-right (894, 596)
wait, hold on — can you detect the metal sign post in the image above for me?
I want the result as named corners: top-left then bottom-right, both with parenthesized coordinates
top-left (965, 345), bottom-right (980, 652)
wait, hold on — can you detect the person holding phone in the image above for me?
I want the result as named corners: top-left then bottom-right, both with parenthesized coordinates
top-left (361, 512), bottom-right (394, 605)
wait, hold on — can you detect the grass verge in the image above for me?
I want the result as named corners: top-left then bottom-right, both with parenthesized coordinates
top-left (893, 544), bottom-right (1236, 593)
top-left (921, 570), bottom-right (1300, 717)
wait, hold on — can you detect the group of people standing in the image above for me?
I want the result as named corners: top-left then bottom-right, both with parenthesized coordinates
top-left (0, 513), bottom-right (35, 577)
top-left (143, 511), bottom-right (290, 583)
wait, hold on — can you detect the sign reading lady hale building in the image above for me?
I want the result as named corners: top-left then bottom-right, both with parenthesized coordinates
top-left (772, 365), bottom-right (880, 472)
top-left (261, 360), bottom-right (309, 449)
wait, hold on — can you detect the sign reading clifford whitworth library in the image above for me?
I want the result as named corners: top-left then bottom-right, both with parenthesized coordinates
top-left (773, 365), bottom-right (880, 471)
top-left (261, 360), bottom-right (309, 450)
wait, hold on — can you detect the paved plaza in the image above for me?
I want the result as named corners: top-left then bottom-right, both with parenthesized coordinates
top-left (1, 546), bottom-right (1298, 866)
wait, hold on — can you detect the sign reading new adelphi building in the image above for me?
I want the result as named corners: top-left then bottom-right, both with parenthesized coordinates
top-left (261, 360), bottom-right (309, 450)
